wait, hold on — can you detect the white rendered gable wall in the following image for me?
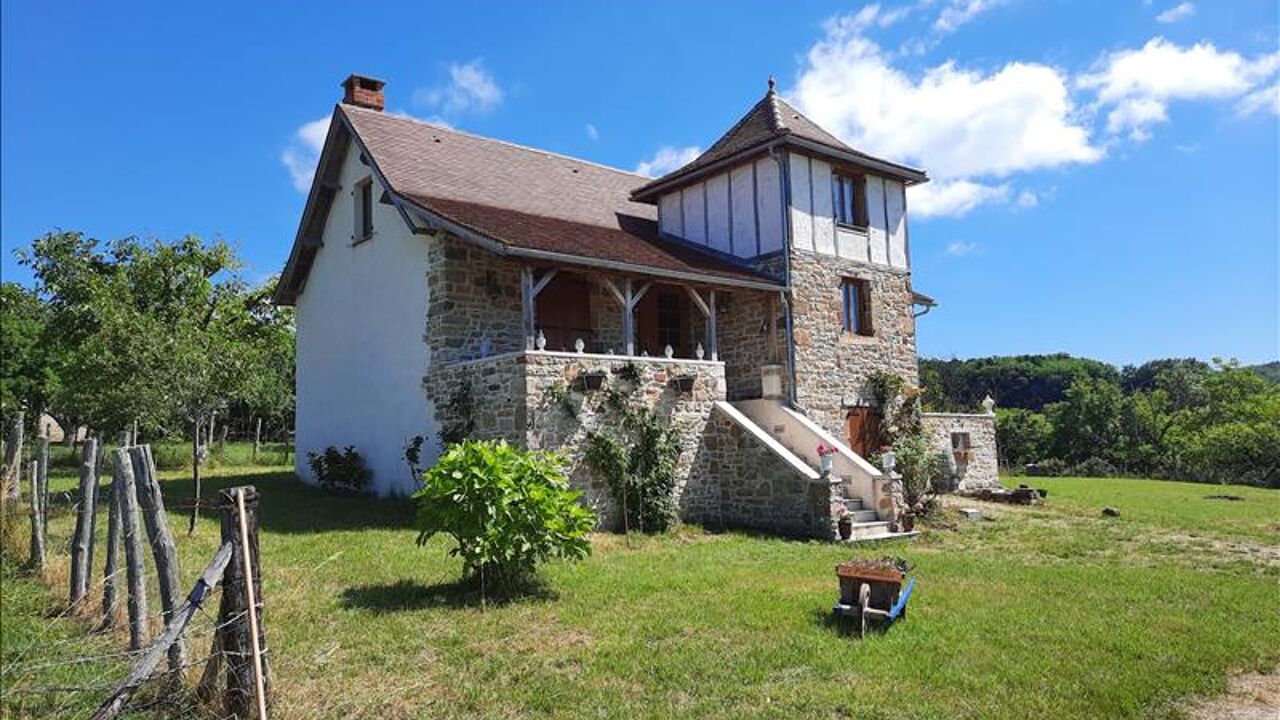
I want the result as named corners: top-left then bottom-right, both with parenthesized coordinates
top-left (292, 147), bottom-right (436, 496)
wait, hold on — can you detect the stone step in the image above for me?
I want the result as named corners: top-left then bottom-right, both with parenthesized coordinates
top-left (847, 509), bottom-right (879, 523)
top-left (843, 529), bottom-right (920, 544)
top-left (843, 520), bottom-right (892, 541)
top-left (840, 497), bottom-right (864, 512)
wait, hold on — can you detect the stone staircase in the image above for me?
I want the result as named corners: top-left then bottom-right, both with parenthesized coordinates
top-left (730, 398), bottom-right (919, 543)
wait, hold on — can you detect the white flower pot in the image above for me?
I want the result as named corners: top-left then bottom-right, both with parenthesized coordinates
top-left (819, 455), bottom-right (834, 473)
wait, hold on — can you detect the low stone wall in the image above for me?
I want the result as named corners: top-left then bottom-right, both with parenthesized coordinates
top-left (427, 350), bottom-right (726, 530)
top-left (690, 404), bottom-right (841, 539)
top-left (921, 412), bottom-right (999, 490)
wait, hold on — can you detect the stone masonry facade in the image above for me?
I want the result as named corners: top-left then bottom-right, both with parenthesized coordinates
top-left (921, 412), bottom-right (1000, 491)
top-left (787, 248), bottom-right (920, 437)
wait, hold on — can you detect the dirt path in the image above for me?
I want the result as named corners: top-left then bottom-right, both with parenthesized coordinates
top-left (1185, 671), bottom-right (1280, 719)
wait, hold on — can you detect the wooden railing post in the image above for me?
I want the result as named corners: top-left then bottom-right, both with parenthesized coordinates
top-left (100, 458), bottom-right (123, 630)
top-left (131, 444), bottom-right (185, 671)
top-left (218, 485), bottom-right (270, 718)
top-left (71, 436), bottom-right (99, 606)
top-left (111, 448), bottom-right (148, 650)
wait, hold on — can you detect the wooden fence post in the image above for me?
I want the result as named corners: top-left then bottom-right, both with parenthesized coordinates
top-left (87, 435), bottom-right (104, 593)
top-left (36, 436), bottom-right (50, 538)
top-left (100, 462), bottom-right (123, 630)
top-left (217, 485), bottom-right (270, 719)
top-left (253, 417), bottom-right (262, 463)
top-left (130, 444), bottom-right (185, 672)
top-left (70, 436), bottom-right (99, 606)
top-left (111, 448), bottom-right (148, 650)
top-left (28, 460), bottom-right (44, 570)
top-left (2, 411), bottom-right (23, 499)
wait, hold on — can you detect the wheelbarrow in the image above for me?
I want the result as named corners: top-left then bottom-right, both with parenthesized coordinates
top-left (831, 558), bottom-right (915, 637)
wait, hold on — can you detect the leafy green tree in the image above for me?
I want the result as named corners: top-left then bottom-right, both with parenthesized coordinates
top-left (414, 440), bottom-right (596, 598)
top-left (994, 408), bottom-right (1052, 468)
top-left (0, 283), bottom-right (58, 423)
top-left (1046, 377), bottom-right (1124, 464)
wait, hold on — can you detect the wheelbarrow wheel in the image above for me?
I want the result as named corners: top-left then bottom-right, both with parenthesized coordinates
top-left (857, 582), bottom-right (871, 638)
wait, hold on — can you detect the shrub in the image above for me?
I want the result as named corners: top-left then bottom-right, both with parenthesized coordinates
top-left (413, 440), bottom-right (595, 592)
top-left (307, 445), bottom-right (371, 493)
top-left (1033, 457), bottom-right (1069, 477)
top-left (1071, 457), bottom-right (1118, 478)
top-left (585, 407), bottom-right (680, 534)
top-left (889, 431), bottom-right (950, 513)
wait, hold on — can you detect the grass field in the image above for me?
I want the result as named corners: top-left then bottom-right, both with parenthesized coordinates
top-left (3, 463), bottom-right (1278, 719)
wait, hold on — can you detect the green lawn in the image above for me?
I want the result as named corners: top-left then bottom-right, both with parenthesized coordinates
top-left (3, 468), bottom-right (1278, 719)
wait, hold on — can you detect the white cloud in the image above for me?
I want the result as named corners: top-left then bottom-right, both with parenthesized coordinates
top-left (909, 179), bottom-right (1010, 218)
top-left (586, 123), bottom-right (600, 141)
top-left (280, 116), bottom-right (330, 193)
top-left (1237, 83), bottom-right (1280, 116)
top-left (1155, 2), bottom-right (1195, 24)
top-left (414, 59), bottom-right (504, 116)
top-left (1015, 189), bottom-right (1039, 208)
top-left (946, 240), bottom-right (978, 255)
top-left (1079, 38), bottom-right (1280, 139)
top-left (934, 0), bottom-right (1009, 34)
top-left (634, 146), bottom-right (701, 177)
top-left (791, 15), bottom-right (1100, 218)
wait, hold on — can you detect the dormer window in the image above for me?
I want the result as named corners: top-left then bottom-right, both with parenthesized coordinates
top-left (354, 177), bottom-right (374, 242)
top-left (832, 173), bottom-right (867, 228)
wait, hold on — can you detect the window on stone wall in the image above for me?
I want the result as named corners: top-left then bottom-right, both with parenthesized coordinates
top-left (841, 278), bottom-right (873, 336)
top-left (832, 173), bottom-right (867, 228)
top-left (951, 432), bottom-right (972, 466)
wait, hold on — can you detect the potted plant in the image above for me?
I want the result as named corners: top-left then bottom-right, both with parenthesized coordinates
top-left (837, 513), bottom-right (853, 540)
top-left (573, 368), bottom-right (608, 391)
top-left (817, 443), bottom-right (837, 474)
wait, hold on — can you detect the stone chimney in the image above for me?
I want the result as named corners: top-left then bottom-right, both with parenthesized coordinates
top-left (341, 74), bottom-right (385, 111)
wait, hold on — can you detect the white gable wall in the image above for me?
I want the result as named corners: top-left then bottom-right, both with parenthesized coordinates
top-left (293, 147), bottom-right (435, 496)
top-left (655, 156), bottom-right (786, 259)
top-left (786, 152), bottom-right (910, 271)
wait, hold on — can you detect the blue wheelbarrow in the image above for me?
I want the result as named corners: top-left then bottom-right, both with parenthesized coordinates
top-left (832, 559), bottom-right (915, 637)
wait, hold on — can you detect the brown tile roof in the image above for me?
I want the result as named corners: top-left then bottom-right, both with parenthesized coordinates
top-left (631, 88), bottom-right (926, 201)
top-left (340, 105), bottom-right (777, 287)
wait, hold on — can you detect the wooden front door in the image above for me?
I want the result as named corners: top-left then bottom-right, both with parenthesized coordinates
top-left (845, 407), bottom-right (882, 457)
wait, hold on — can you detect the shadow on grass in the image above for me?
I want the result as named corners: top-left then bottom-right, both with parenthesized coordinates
top-left (812, 607), bottom-right (895, 639)
top-left (339, 575), bottom-right (558, 613)
top-left (152, 469), bottom-right (416, 535)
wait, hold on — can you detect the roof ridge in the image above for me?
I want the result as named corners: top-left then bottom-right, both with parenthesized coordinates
top-left (765, 88), bottom-right (787, 132)
top-left (340, 103), bottom-right (651, 181)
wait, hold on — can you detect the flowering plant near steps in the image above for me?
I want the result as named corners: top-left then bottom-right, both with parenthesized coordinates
top-left (413, 440), bottom-right (595, 595)
top-left (816, 443), bottom-right (838, 457)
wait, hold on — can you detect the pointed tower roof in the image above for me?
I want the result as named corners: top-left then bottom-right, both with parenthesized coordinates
top-left (631, 80), bottom-right (926, 202)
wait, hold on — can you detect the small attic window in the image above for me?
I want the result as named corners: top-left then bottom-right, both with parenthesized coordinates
top-left (832, 173), bottom-right (868, 229)
top-left (354, 177), bottom-right (374, 243)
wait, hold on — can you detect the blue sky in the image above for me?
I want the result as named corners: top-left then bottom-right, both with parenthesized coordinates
top-left (2, 0), bottom-right (1277, 366)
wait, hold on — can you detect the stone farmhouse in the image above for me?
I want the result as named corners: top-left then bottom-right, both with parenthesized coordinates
top-left (275, 74), bottom-right (999, 540)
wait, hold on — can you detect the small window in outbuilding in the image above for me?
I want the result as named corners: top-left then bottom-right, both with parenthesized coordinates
top-left (951, 432), bottom-right (972, 465)
top-left (841, 278), bottom-right (873, 336)
top-left (354, 177), bottom-right (374, 242)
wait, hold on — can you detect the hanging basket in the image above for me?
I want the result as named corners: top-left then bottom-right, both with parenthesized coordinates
top-left (572, 370), bottom-right (608, 392)
top-left (670, 374), bottom-right (697, 394)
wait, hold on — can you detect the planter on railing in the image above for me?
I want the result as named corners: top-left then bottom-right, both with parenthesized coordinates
top-left (572, 370), bottom-right (608, 392)
top-left (670, 374), bottom-right (697, 394)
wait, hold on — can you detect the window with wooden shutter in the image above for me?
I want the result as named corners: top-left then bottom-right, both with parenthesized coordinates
top-left (354, 177), bottom-right (374, 242)
top-left (832, 173), bottom-right (868, 228)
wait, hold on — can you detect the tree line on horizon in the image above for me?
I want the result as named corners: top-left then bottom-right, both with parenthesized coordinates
top-left (921, 354), bottom-right (1280, 487)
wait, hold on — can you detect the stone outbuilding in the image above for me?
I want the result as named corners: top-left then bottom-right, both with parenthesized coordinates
top-left (275, 74), bottom-right (1000, 540)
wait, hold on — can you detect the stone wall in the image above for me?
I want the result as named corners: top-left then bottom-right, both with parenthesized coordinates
top-left (689, 405), bottom-right (841, 539)
top-left (921, 412), bottom-right (1000, 490)
top-left (715, 290), bottom-right (785, 400)
top-left (425, 233), bottom-right (525, 365)
top-left (787, 249), bottom-right (920, 436)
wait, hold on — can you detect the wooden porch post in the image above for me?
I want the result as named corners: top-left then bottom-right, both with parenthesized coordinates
top-left (598, 276), bottom-right (649, 356)
top-left (522, 266), bottom-right (558, 349)
top-left (684, 286), bottom-right (719, 361)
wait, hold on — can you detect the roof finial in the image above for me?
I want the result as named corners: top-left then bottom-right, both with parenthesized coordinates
top-left (767, 75), bottom-right (776, 93)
